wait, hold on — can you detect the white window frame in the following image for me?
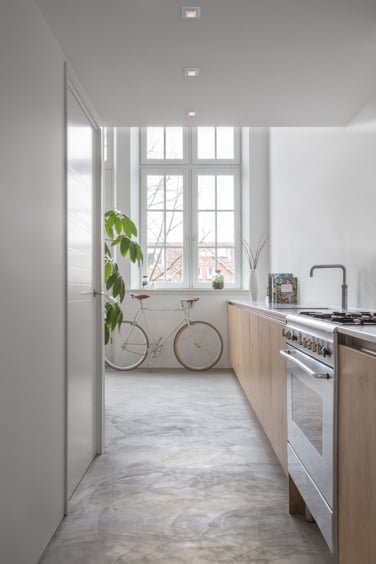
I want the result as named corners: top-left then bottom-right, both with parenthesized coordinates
top-left (192, 166), bottom-right (241, 289)
top-left (139, 128), bottom-right (241, 289)
top-left (140, 167), bottom-right (190, 288)
top-left (192, 127), bottom-right (240, 165)
top-left (140, 127), bottom-right (189, 165)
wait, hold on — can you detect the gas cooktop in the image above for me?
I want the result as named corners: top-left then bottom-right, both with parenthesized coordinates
top-left (299, 311), bottom-right (376, 325)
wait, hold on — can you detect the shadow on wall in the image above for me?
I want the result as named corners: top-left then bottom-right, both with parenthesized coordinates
top-left (358, 266), bottom-right (376, 309)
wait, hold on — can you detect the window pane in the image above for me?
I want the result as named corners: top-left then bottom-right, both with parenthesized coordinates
top-left (147, 248), bottom-right (184, 284)
top-left (197, 127), bottom-right (215, 159)
top-left (147, 127), bottom-right (164, 159)
top-left (166, 211), bottom-right (183, 243)
top-left (198, 248), bottom-right (216, 283)
top-left (217, 212), bottom-right (234, 244)
top-left (198, 175), bottom-right (215, 210)
top-left (166, 127), bottom-right (183, 159)
top-left (217, 247), bottom-right (235, 284)
top-left (165, 249), bottom-right (183, 283)
top-left (217, 175), bottom-right (234, 209)
top-left (147, 247), bottom-right (164, 282)
top-left (165, 175), bottom-right (183, 210)
top-left (147, 211), bottom-right (164, 244)
top-left (147, 175), bottom-right (164, 209)
top-left (198, 212), bottom-right (215, 244)
top-left (217, 127), bottom-right (234, 159)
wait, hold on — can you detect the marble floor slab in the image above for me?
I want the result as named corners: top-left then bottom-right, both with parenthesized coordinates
top-left (39, 369), bottom-right (334, 564)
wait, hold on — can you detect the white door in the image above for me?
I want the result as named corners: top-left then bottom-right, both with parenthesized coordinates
top-left (66, 80), bottom-right (102, 500)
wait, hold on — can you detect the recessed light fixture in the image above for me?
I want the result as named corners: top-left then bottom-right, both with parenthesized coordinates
top-left (182, 6), bottom-right (201, 19)
top-left (184, 67), bottom-right (199, 78)
top-left (186, 110), bottom-right (197, 117)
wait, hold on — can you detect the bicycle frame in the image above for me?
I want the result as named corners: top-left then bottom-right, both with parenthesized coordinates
top-left (129, 299), bottom-right (193, 362)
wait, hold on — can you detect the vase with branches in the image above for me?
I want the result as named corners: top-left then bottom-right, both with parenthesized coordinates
top-left (241, 234), bottom-right (268, 302)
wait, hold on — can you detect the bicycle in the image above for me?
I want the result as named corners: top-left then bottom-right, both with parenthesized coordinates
top-left (105, 294), bottom-right (223, 371)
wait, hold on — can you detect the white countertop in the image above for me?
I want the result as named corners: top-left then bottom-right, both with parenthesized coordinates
top-left (228, 299), bottom-right (376, 344)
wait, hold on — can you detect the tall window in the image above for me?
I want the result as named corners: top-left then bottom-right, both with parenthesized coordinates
top-left (140, 127), bottom-right (240, 288)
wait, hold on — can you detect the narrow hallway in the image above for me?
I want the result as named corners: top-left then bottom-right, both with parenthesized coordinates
top-left (40, 370), bottom-right (333, 563)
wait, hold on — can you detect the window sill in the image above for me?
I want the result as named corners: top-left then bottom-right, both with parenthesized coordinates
top-left (129, 288), bottom-right (250, 294)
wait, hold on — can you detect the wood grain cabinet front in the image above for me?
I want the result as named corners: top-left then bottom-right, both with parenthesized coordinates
top-left (337, 344), bottom-right (376, 564)
top-left (227, 304), bottom-right (287, 473)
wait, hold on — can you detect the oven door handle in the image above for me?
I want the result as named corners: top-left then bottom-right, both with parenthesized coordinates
top-left (280, 350), bottom-right (330, 379)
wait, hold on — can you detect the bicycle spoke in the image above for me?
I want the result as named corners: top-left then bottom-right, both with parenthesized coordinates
top-left (105, 321), bottom-right (149, 371)
top-left (174, 321), bottom-right (223, 371)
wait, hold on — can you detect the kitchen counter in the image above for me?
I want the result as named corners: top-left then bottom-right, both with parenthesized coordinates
top-left (227, 300), bottom-right (331, 322)
top-left (228, 299), bottom-right (376, 344)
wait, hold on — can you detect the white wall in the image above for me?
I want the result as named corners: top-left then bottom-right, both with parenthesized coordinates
top-left (0, 1), bottom-right (65, 563)
top-left (270, 126), bottom-right (376, 309)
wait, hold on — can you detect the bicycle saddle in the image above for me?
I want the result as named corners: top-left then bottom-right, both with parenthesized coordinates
top-left (130, 293), bottom-right (150, 300)
top-left (182, 297), bottom-right (200, 305)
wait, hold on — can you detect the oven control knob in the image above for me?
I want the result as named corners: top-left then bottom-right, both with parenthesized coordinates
top-left (292, 333), bottom-right (298, 342)
top-left (317, 344), bottom-right (323, 355)
top-left (312, 343), bottom-right (318, 352)
top-left (298, 336), bottom-right (303, 345)
top-left (323, 347), bottom-right (331, 358)
top-left (307, 340), bottom-right (313, 349)
top-left (285, 330), bottom-right (292, 339)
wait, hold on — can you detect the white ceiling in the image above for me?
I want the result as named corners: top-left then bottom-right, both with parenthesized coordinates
top-left (35, 0), bottom-right (376, 126)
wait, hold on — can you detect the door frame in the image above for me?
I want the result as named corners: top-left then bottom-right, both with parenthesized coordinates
top-left (64, 63), bottom-right (104, 513)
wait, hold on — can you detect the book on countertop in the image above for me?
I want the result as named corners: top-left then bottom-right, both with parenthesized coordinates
top-left (268, 273), bottom-right (298, 305)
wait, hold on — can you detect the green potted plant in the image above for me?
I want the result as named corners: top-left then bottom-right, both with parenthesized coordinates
top-left (104, 210), bottom-right (143, 344)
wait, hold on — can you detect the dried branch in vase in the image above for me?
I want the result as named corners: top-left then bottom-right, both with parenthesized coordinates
top-left (241, 234), bottom-right (268, 269)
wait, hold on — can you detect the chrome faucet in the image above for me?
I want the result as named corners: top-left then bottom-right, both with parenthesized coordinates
top-left (309, 264), bottom-right (348, 310)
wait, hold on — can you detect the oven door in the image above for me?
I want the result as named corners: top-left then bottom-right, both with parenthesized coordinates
top-left (281, 345), bottom-right (334, 509)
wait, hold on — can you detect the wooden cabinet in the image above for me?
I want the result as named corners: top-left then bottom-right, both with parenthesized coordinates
top-left (338, 344), bottom-right (376, 564)
top-left (228, 304), bottom-right (287, 473)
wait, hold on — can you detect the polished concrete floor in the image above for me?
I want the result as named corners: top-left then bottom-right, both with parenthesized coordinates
top-left (40, 369), bottom-right (334, 564)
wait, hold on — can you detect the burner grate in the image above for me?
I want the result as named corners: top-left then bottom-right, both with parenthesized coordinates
top-left (299, 311), bottom-right (376, 325)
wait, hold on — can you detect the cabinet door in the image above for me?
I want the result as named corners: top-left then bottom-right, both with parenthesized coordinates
top-left (269, 319), bottom-right (287, 473)
top-left (255, 315), bottom-right (271, 432)
top-left (338, 344), bottom-right (376, 564)
top-left (228, 305), bottom-right (241, 374)
top-left (228, 306), bottom-right (287, 474)
top-left (228, 305), bottom-right (252, 397)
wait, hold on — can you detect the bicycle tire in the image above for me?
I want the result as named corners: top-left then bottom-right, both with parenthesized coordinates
top-left (105, 321), bottom-right (149, 371)
top-left (173, 321), bottom-right (223, 371)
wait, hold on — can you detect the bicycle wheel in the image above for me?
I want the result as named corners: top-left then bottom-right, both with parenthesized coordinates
top-left (173, 321), bottom-right (223, 371)
top-left (105, 321), bottom-right (149, 370)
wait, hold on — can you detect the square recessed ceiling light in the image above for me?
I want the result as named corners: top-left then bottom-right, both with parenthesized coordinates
top-left (184, 67), bottom-right (199, 77)
top-left (186, 110), bottom-right (197, 117)
top-left (182, 6), bottom-right (201, 19)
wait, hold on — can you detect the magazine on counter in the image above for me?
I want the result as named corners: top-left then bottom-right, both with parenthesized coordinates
top-left (268, 273), bottom-right (298, 305)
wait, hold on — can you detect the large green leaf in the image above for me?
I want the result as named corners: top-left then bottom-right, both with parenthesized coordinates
top-left (119, 278), bottom-right (125, 302)
top-left (110, 304), bottom-right (119, 330)
top-left (105, 221), bottom-right (114, 239)
top-left (117, 309), bottom-right (123, 329)
top-left (137, 246), bottom-right (144, 263)
top-left (115, 217), bottom-right (122, 235)
top-left (110, 235), bottom-right (123, 247)
top-left (104, 261), bottom-right (112, 282)
top-left (104, 324), bottom-right (110, 345)
top-left (120, 236), bottom-right (130, 256)
top-left (112, 276), bottom-right (121, 298)
top-left (129, 241), bottom-right (138, 262)
top-left (122, 215), bottom-right (137, 237)
top-left (106, 272), bottom-right (117, 290)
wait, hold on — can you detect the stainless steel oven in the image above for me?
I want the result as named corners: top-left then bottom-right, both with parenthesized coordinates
top-left (281, 315), bottom-right (336, 553)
